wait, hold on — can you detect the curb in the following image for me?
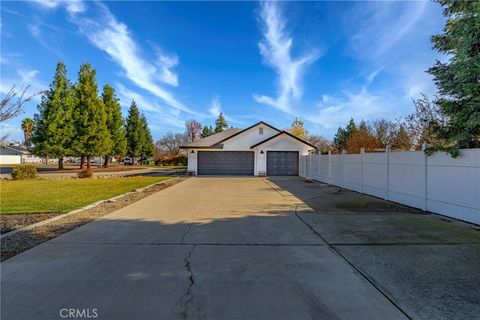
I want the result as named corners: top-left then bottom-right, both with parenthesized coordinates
top-left (0, 177), bottom-right (178, 240)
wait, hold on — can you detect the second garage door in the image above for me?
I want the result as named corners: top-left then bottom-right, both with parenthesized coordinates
top-left (267, 151), bottom-right (299, 176)
top-left (197, 151), bottom-right (254, 175)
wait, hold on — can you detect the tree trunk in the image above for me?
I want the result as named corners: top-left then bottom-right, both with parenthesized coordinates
top-left (80, 155), bottom-right (85, 169)
top-left (58, 156), bottom-right (64, 170)
top-left (45, 156), bottom-right (48, 166)
top-left (86, 155), bottom-right (91, 169)
top-left (103, 156), bottom-right (109, 168)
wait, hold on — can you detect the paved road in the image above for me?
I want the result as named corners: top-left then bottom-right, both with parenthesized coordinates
top-left (2, 177), bottom-right (479, 319)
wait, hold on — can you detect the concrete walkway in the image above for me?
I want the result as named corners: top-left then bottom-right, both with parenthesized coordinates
top-left (2, 177), bottom-right (479, 319)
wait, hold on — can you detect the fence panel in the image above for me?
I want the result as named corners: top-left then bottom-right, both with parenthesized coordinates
top-left (344, 154), bottom-right (362, 192)
top-left (330, 154), bottom-right (343, 187)
top-left (363, 153), bottom-right (387, 199)
top-left (388, 151), bottom-right (425, 209)
top-left (426, 150), bottom-right (480, 223)
top-left (299, 149), bottom-right (480, 224)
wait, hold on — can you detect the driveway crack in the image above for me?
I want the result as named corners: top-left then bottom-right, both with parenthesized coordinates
top-left (176, 244), bottom-right (197, 320)
top-left (181, 224), bottom-right (193, 244)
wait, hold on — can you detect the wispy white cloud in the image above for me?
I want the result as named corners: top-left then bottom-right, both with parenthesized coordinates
top-left (0, 68), bottom-right (46, 100)
top-left (116, 83), bottom-right (160, 113)
top-left (308, 1), bottom-right (444, 132)
top-left (30, 0), bottom-right (86, 15)
top-left (209, 96), bottom-right (221, 117)
top-left (346, 2), bottom-right (428, 59)
top-left (253, 2), bottom-right (320, 113)
top-left (115, 83), bottom-right (185, 129)
top-left (310, 89), bottom-right (389, 129)
top-left (342, 1), bottom-right (443, 102)
top-left (71, 3), bottom-right (197, 115)
top-left (30, 1), bottom-right (198, 116)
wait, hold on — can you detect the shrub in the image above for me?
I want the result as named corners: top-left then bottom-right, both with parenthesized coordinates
top-left (11, 164), bottom-right (38, 180)
top-left (77, 168), bottom-right (93, 178)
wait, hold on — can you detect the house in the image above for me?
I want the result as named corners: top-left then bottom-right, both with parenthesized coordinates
top-left (180, 121), bottom-right (316, 176)
top-left (0, 144), bottom-right (42, 164)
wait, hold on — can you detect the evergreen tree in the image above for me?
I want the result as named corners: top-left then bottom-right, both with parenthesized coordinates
top-left (214, 112), bottom-right (228, 133)
top-left (333, 118), bottom-right (357, 152)
top-left (428, 0), bottom-right (480, 151)
top-left (202, 125), bottom-right (214, 137)
top-left (139, 114), bottom-right (155, 162)
top-left (288, 117), bottom-right (307, 139)
top-left (102, 85), bottom-right (127, 167)
top-left (391, 124), bottom-right (412, 150)
top-left (72, 63), bottom-right (112, 169)
top-left (32, 61), bottom-right (75, 169)
top-left (125, 100), bottom-right (143, 162)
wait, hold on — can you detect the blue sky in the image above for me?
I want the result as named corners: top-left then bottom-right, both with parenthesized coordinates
top-left (1, 0), bottom-right (446, 142)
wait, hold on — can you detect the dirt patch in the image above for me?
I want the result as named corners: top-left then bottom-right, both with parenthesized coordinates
top-left (1, 177), bottom-right (186, 261)
top-left (1, 213), bottom-right (61, 234)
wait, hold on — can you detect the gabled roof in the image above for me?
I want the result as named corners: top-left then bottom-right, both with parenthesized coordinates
top-left (180, 128), bottom-right (242, 149)
top-left (250, 131), bottom-right (317, 149)
top-left (180, 121), bottom-right (281, 149)
top-left (0, 144), bottom-right (31, 155)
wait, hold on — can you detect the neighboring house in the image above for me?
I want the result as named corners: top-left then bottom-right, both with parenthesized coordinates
top-left (0, 144), bottom-right (42, 164)
top-left (180, 121), bottom-right (316, 176)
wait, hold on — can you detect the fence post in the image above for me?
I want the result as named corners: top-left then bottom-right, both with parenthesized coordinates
top-left (308, 152), bottom-right (312, 180)
top-left (385, 145), bottom-right (390, 200)
top-left (328, 150), bottom-right (332, 185)
top-left (422, 142), bottom-right (428, 211)
top-left (342, 149), bottom-right (346, 189)
top-left (360, 147), bottom-right (365, 194)
top-left (308, 153), bottom-right (313, 180)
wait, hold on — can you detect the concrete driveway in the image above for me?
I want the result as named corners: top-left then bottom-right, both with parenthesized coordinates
top-left (2, 177), bottom-right (479, 319)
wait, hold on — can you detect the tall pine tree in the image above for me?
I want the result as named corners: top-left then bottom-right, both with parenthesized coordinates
top-left (214, 112), bottom-right (228, 133)
top-left (428, 0), bottom-right (480, 151)
top-left (139, 114), bottom-right (155, 162)
top-left (102, 85), bottom-right (127, 167)
top-left (125, 100), bottom-right (143, 162)
top-left (32, 61), bottom-right (75, 169)
top-left (72, 63), bottom-right (112, 169)
top-left (202, 125), bottom-right (214, 137)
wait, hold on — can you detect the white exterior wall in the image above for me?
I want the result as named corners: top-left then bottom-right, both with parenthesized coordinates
top-left (222, 124), bottom-right (279, 150)
top-left (0, 155), bottom-right (21, 164)
top-left (299, 149), bottom-right (480, 225)
top-left (252, 135), bottom-right (312, 175)
top-left (187, 150), bottom-right (197, 173)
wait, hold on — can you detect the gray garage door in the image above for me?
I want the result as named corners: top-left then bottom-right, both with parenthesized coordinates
top-left (267, 151), bottom-right (299, 176)
top-left (198, 151), bottom-right (254, 175)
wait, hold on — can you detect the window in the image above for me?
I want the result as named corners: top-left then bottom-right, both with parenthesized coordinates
top-left (259, 127), bottom-right (264, 134)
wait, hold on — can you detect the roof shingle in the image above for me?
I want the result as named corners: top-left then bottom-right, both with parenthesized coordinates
top-left (180, 128), bottom-right (242, 148)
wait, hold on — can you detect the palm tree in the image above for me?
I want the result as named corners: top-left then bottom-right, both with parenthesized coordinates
top-left (21, 118), bottom-right (35, 148)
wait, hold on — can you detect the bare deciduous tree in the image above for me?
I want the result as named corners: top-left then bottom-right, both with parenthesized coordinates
top-left (371, 119), bottom-right (396, 147)
top-left (404, 94), bottom-right (448, 149)
top-left (185, 119), bottom-right (202, 143)
top-left (1, 85), bottom-right (38, 122)
top-left (307, 134), bottom-right (331, 154)
top-left (155, 132), bottom-right (188, 159)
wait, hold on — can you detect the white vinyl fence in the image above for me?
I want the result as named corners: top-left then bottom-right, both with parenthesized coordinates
top-left (299, 148), bottom-right (480, 225)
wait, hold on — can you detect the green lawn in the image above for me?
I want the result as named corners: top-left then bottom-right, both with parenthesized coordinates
top-left (0, 177), bottom-right (172, 214)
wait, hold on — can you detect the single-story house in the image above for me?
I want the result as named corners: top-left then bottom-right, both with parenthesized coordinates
top-left (180, 121), bottom-right (316, 176)
top-left (0, 144), bottom-right (42, 164)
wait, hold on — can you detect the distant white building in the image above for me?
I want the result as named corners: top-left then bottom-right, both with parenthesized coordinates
top-left (0, 144), bottom-right (42, 164)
